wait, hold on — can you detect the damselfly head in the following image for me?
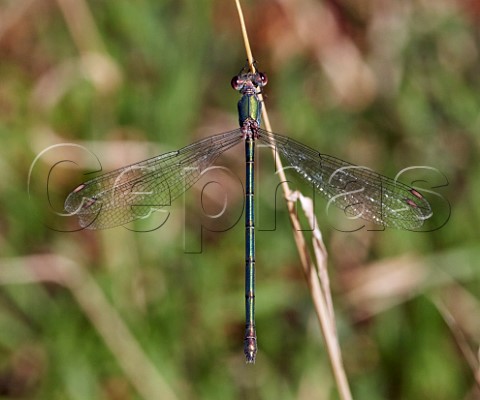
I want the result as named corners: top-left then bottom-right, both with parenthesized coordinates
top-left (231, 71), bottom-right (268, 92)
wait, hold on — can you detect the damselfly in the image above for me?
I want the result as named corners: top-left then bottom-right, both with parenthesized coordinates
top-left (65, 66), bottom-right (432, 363)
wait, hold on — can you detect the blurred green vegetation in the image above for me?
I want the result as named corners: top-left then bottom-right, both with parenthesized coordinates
top-left (1, 0), bottom-right (479, 399)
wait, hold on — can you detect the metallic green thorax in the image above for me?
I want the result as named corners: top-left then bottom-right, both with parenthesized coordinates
top-left (237, 93), bottom-right (262, 127)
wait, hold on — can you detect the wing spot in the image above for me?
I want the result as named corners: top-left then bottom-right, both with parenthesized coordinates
top-left (82, 197), bottom-right (97, 210)
top-left (73, 184), bottom-right (86, 193)
top-left (405, 198), bottom-right (418, 208)
top-left (410, 189), bottom-right (424, 199)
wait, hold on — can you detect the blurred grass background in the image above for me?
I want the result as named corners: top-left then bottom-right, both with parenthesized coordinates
top-left (1, 0), bottom-right (479, 399)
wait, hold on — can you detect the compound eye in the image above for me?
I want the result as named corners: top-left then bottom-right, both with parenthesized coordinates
top-left (257, 72), bottom-right (268, 87)
top-left (231, 76), bottom-right (244, 90)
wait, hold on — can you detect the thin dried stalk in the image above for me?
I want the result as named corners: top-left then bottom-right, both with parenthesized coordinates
top-left (234, 1), bottom-right (352, 399)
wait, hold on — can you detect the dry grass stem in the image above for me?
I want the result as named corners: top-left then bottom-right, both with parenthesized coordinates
top-left (433, 296), bottom-right (480, 389)
top-left (234, 1), bottom-right (352, 399)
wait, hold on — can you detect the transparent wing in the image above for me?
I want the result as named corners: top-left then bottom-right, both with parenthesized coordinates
top-left (257, 129), bottom-right (432, 230)
top-left (65, 129), bottom-right (243, 229)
